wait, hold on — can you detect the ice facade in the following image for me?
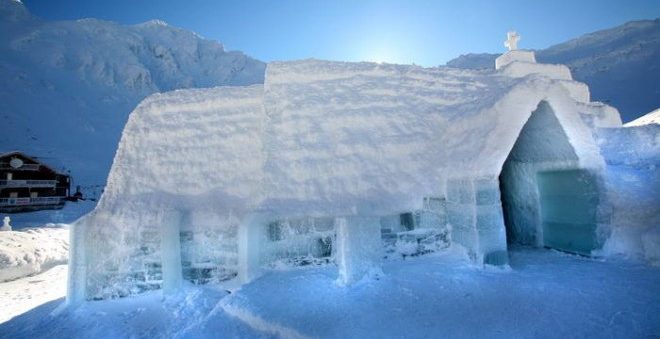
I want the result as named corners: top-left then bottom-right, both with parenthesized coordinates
top-left (69, 49), bottom-right (655, 303)
top-left (596, 120), bottom-right (660, 263)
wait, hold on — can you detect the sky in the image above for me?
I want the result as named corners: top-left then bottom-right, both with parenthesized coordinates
top-left (20, 0), bottom-right (660, 66)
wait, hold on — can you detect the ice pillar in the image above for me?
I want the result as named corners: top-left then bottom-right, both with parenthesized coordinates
top-left (66, 219), bottom-right (87, 305)
top-left (335, 216), bottom-right (382, 285)
top-left (161, 210), bottom-right (183, 295)
top-left (238, 212), bottom-right (267, 284)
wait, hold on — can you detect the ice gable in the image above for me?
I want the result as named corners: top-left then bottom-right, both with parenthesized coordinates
top-left (70, 55), bottom-right (632, 302)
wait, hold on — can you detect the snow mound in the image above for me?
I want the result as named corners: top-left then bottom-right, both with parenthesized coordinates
top-left (0, 224), bottom-right (69, 282)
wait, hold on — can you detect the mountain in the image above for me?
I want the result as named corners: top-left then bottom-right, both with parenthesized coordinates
top-left (0, 0), bottom-right (265, 191)
top-left (447, 19), bottom-right (660, 122)
top-left (624, 108), bottom-right (659, 127)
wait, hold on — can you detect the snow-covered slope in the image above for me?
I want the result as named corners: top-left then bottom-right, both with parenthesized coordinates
top-left (0, 0), bottom-right (265, 190)
top-left (625, 108), bottom-right (660, 127)
top-left (447, 19), bottom-right (660, 122)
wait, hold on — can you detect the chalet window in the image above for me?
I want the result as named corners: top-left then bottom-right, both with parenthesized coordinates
top-left (6, 173), bottom-right (12, 180)
top-left (9, 192), bottom-right (18, 198)
top-left (31, 192), bottom-right (38, 198)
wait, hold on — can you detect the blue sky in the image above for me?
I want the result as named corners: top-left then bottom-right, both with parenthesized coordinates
top-left (22, 0), bottom-right (660, 66)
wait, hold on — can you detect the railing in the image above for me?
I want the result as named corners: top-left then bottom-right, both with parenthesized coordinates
top-left (0, 196), bottom-right (65, 206)
top-left (0, 163), bottom-right (40, 171)
top-left (0, 180), bottom-right (57, 188)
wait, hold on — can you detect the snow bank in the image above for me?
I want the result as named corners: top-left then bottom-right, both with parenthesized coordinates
top-left (0, 224), bottom-right (69, 282)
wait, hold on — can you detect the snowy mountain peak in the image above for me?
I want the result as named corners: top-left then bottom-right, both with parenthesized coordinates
top-left (139, 19), bottom-right (169, 27)
top-left (0, 0), bottom-right (266, 189)
top-left (0, 0), bottom-right (32, 22)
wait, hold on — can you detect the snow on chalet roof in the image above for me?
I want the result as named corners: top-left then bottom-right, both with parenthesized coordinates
top-left (99, 59), bottom-right (618, 217)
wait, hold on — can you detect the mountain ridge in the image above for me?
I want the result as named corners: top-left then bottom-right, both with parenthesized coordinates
top-left (0, 0), bottom-right (266, 190)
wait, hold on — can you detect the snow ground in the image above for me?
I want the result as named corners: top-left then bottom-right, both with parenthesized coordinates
top-left (0, 264), bottom-right (67, 323)
top-left (2, 247), bottom-right (659, 338)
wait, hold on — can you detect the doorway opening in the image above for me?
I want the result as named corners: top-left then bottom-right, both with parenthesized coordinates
top-left (498, 101), bottom-right (600, 255)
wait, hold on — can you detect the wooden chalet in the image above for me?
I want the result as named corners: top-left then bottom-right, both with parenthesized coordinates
top-left (0, 151), bottom-right (70, 212)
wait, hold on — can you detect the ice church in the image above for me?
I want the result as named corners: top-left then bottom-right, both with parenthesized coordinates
top-left (68, 33), bottom-right (659, 302)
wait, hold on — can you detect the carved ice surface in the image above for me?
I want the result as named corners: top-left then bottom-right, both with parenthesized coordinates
top-left (67, 57), bottom-right (657, 302)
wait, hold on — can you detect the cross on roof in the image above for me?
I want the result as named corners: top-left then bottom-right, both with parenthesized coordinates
top-left (504, 31), bottom-right (520, 51)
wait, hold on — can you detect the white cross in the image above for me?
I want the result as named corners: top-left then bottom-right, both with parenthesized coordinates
top-left (504, 31), bottom-right (520, 51)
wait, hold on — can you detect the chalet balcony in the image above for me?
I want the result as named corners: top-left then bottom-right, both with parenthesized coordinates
top-left (0, 196), bottom-right (65, 207)
top-left (0, 179), bottom-right (57, 188)
top-left (0, 162), bottom-right (40, 171)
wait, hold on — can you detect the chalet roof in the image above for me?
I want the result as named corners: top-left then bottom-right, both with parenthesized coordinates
top-left (0, 151), bottom-right (66, 175)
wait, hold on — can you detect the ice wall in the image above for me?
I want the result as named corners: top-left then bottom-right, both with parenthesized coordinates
top-left (597, 124), bottom-right (660, 263)
top-left (72, 85), bottom-right (265, 300)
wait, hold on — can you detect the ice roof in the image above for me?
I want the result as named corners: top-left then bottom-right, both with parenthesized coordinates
top-left (99, 59), bottom-right (616, 217)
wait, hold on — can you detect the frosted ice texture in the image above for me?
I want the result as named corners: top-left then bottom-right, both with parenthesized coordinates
top-left (335, 217), bottom-right (382, 285)
top-left (69, 59), bottom-right (617, 300)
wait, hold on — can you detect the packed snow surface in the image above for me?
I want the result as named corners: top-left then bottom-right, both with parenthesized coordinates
top-left (0, 264), bottom-right (67, 323)
top-left (0, 224), bottom-right (69, 282)
top-left (2, 248), bottom-right (659, 338)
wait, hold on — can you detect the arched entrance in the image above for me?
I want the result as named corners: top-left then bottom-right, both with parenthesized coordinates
top-left (498, 101), bottom-right (600, 255)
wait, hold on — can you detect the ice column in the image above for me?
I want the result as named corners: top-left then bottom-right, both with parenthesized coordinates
top-left (238, 212), bottom-right (268, 284)
top-left (161, 210), bottom-right (183, 295)
top-left (335, 216), bottom-right (382, 285)
top-left (475, 178), bottom-right (509, 265)
top-left (66, 220), bottom-right (87, 305)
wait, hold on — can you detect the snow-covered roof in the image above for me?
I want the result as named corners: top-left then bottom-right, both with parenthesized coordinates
top-left (0, 150), bottom-right (64, 174)
top-left (99, 59), bottom-right (618, 217)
